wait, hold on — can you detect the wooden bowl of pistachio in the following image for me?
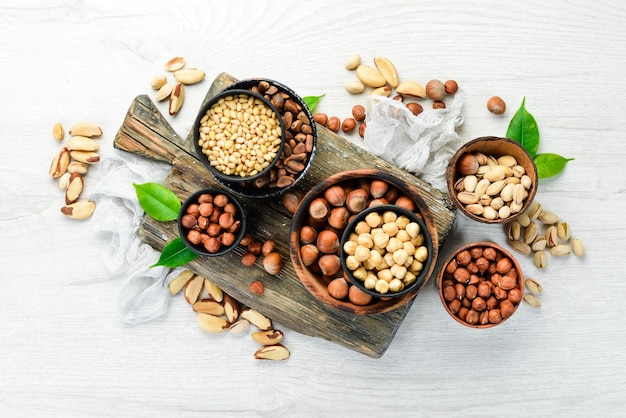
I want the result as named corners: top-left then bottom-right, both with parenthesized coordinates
top-left (446, 136), bottom-right (538, 224)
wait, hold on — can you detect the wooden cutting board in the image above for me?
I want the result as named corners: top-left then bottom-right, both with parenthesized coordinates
top-left (113, 72), bottom-right (457, 358)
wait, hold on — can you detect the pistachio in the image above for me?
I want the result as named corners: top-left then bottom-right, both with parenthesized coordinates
top-left (155, 82), bottom-right (174, 101)
top-left (506, 221), bottom-right (521, 241)
top-left (527, 201), bottom-right (542, 220)
top-left (373, 56), bottom-right (399, 88)
top-left (512, 183), bottom-right (527, 205)
top-left (538, 211), bottom-right (559, 225)
top-left (65, 173), bottom-right (84, 204)
top-left (66, 135), bottom-right (99, 152)
top-left (484, 165), bottom-right (506, 182)
top-left (344, 54), bottom-right (361, 70)
top-left (355, 64), bottom-right (387, 87)
top-left (525, 278), bottom-right (542, 295)
top-left (67, 161), bottom-right (88, 174)
top-left (523, 294), bottom-right (541, 308)
top-left (229, 319), bottom-right (250, 335)
top-left (164, 56), bottom-right (185, 72)
top-left (184, 274), bottom-right (204, 304)
top-left (457, 192), bottom-right (479, 205)
top-left (395, 80), bottom-right (426, 98)
top-left (70, 150), bottom-right (100, 164)
top-left (517, 213), bottom-right (531, 227)
top-left (474, 178), bottom-right (490, 197)
top-left (53, 122), bottom-right (64, 142)
top-left (508, 239), bottom-right (531, 255)
top-left (345, 80), bottom-right (366, 94)
top-left (251, 329), bottom-right (284, 345)
top-left (60, 200), bottom-right (96, 220)
top-left (498, 155), bottom-right (517, 167)
top-left (463, 175), bottom-right (478, 193)
top-left (482, 206), bottom-right (498, 220)
top-left (151, 74), bottom-right (167, 90)
top-left (68, 122), bottom-right (102, 138)
top-left (254, 344), bottom-right (290, 361)
top-left (196, 313), bottom-right (229, 333)
top-left (571, 238), bottom-right (585, 257)
top-left (485, 179), bottom-right (506, 196)
top-left (240, 307), bottom-right (273, 331)
top-left (533, 250), bottom-right (547, 268)
top-left (173, 68), bottom-right (205, 85)
top-left (531, 236), bottom-right (547, 251)
top-left (545, 225), bottom-right (559, 247)
top-left (524, 221), bottom-right (538, 245)
top-left (557, 222), bottom-right (571, 241)
top-left (49, 147), bottom-right (70, 178)
top-left (169, 83), bottom-right (185, 115)
top-left (465, 204), bottom-right (484, 215)
top-left (550, 244), bottom-right (571, 257)
top-left (168, 270), bottom-right (195, 295)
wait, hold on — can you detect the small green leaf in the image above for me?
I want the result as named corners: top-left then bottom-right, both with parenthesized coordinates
top-left (133, 182), bottom-right (181, 221)
top-left (302, 94), bottom-right (325, 113)
top-left (506, 97), bottom-right (540, 158)
top-left (534, 153), bottom-right (574, 178)
top-left (151, 237), bottom-right (198, 268)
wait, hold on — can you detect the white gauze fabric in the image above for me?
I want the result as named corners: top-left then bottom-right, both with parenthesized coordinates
top-left (363, 92), bottom-right (464, 191)
top-left (90, 152), bottom-right (186, 324)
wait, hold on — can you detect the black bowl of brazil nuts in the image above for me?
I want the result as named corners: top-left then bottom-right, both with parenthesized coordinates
top-left (193, 89), bottom-right (286, 186)
top-left (178, 188), bottom-right (247, 256)
top-left (217, 78), bottom-right (318, 199)
top-left (339, 204), bottom-right (435, 299)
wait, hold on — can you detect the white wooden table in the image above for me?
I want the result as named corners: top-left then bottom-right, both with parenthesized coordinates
top-left (2, 1), bottom-right (625, 416)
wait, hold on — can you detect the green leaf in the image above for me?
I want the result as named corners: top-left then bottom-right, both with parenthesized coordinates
top-left (506, 97), bottom-right (540, 158)
top-left (302, 94), bottom-right (325, 113)
top-left (151, 237), bottom-right (198, 268)
top-left (534, 153), bottom-right (574, 178)
top-left (133, 182), bottom-right (181, 221)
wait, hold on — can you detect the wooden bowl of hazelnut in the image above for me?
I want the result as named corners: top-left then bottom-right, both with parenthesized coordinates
top-left (339, 205), bottom-right (434, 299)
top-left (446, 136), bottom-right (538, 224)
top-left (178, 188), bottom-right (247, 256)
top-left (289, 169), bottom-right (439, 315)
top-left (438, 241), bottom-right (524, 328)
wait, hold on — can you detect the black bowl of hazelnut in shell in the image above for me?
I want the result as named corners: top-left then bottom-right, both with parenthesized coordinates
top-left (201, 78), bottom-right (317, 199)
top-left (446, 136), bottom-right (538, 224)
top-left (438, 241), bottom-right (524, 328)
top-left (178, 188), bottom-right (247, 256)
top-left (193, 88), bottom-right (285, 188)
top-left (340, 205), bottom-right (434, 299)
top-left (289, 169), bottom-right (439, 315)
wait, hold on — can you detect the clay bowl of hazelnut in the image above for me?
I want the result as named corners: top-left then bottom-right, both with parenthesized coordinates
top-left (289, 169), bottom-right (439, 315)
top-left (446, 136), bottom-right (538, 224)
top-left (193, 88), bottom-right (286, 196)
top-left (203, 78), bottom-right (317, 199)
top-left (339, 204), bottom-right (434, 299)
top-left (178, 188), bottom-right (247, 256)
top-left (438, 241), bottom-right (524, 328)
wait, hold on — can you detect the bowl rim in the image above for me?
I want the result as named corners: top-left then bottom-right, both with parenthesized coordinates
top-left (437, 240), bottom-right (524, 328)
top-left (177, 187), bottom-right (247, 256)
top-left (289, 168), bottom-right (439, 315)
top-left (339, 204), bottom-right (435, 298)
top-left (192, 88), bottom-right (286, 184)
top-left (446, 136), bottom-right (538, 224)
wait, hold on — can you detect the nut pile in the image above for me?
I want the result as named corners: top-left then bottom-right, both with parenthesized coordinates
top-left (295, 176), bottom-right (424, 306)
top-left (313, 54), bottom-right (458, 138)
top-left (169, 270), bottom-right (290, 361)
top-left (180, 191), bottom-right (243, 254)
top-left (151, 56), bottom-right (206, 115)
top-left (505, 200), bottom-right (585, 269)
top-left (49, 122), bottom-right (102, 220)
top-left (197, 93), bottom-right (283, 178)
top-left (453, 152), bottom-right (533, 220)
top-left (342, 209), bottom-right (428, 295)
top-left (441, 244), bottom-right (523, 326)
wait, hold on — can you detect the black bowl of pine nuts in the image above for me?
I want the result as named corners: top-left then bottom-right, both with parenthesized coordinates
top-left (217, 78), bottom-right (318, 199)
top-left (178, 188), bottom-right (247, 256)
top-left (193, 88), bottom-right (286, 188)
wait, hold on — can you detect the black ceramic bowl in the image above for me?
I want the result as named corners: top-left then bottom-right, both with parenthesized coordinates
top-left (339, 204), bottom-right (435, 299)
top-left (178, 188), bottom-right (247, 256)
top-left (193, 89), bottom-right (285, 185)
top-left (215, 78), bottom-right (317, 199)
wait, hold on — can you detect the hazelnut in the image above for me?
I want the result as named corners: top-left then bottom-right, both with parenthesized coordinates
top-left (247, 240), bottom-right (263, 255)
top-left (308, 197), bottom-right (330, 221)
top-left (487, 96), bottom-right (506, 114)
top-left (444, 80), bottom-right (458, 94)
top-left (348, 285), bottom-right (373, 306)
top-left (299, 225), bottom-right (318, 245)
top-left (316, 230), bottom-right (339, 254)
top-left (341, 118), bottom-right (357, 133)
top-left (433, 101), bottom-right (446, 109)
top-left (241, 252), bottom-right (257, 266)
top-left (327, 116), bottom-right (341, 132)
top-left (425, 79), bottom-right (445, 101)
top-left (313, 112), bottom-right (328, 126)
top-left (221, 232), bottom-right (236, 247)
top-left (218, 212), bottom-right (235, 229)
top-left (456, 153), bottom-right (479, 176)
top-left (262, 240), bottom-right (276, 256)
top-left (203, 237), bottom-right (221, 253)
top-left (393, 195), bottom-right (416, 212)
top-left (358, 122), bottom-right (366, 138)
top-left (181, 214), bottom-right (197, 229)
top-left (249, 280), bottom-right (264, 295)
top-left (327, 278), bottom-right (349, 300)
top-left (323, 185), bottom-right (346, 207)
top-left (369, 180), bottom-right (388, 199)
top-left (213, 194), bottom-right (229, 208)
top-left (282, 192), bottom-right (301, 214)
top-left (328, 207), bottom-right (350, 229)
top-left (197, 193), bottom-right (213, 203)
top-left (352, 105), bottom-right (366, 122)
top-left (300, 244), bottom-right (320, 266)
top-left (345, 188), bottom-right (368, 213)
top-left (406, 102), bottom-right (423, 116)
top-left (263, 252), bottom-right (283, 275)
top-left (187, 230), bottom-right (202, 245)
top-left (318, 254), bottom-right (341, 276)
top-left (198, 202), bottom-right (214, 217)
top-left (186, 203), bottom-right (200, 218)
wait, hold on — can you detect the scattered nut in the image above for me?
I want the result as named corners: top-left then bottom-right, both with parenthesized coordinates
top-left (249, 280), bottom-right (265, 295)
top-left (344, 54), bottom-right (361, 70)
top-left (444, 80), bottom-right (458, 94)
top-left (53, 123), bottom-right (64, 142)
top-left (164, 56), bottom-right (186, 72)
top-left (487, 96), bottom-right (506, 115)
top-left (151, 75), bottom-right (167, 90)
top-left (425, 79), bottom-right (445, 101)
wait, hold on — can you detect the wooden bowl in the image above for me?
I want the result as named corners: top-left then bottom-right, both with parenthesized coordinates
top-left (437, 241), bottom-right (524, 328)
top-left (289, 169), bottom-right (439, 315)
top-left (446, 136), bottom-right (538, 224)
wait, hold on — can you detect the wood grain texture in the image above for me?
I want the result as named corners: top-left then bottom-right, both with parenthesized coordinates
top-left (113, 73), bottom-right (455, 357)
top-left (2, 1), bottom-right (626, 416)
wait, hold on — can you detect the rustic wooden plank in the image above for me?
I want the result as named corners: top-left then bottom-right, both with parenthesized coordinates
top-left (113, 73), bottom-right (456, 358)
